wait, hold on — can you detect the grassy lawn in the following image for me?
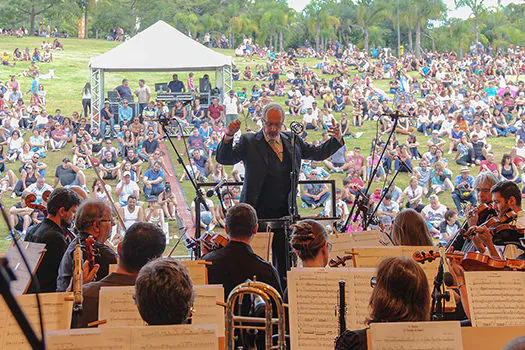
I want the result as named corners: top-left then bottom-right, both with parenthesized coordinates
top-left (0, 36), bottom-right (517, 254)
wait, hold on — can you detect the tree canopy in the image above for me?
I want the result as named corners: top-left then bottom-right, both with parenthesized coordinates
top-left (1, 0), bottom-right (524, 55)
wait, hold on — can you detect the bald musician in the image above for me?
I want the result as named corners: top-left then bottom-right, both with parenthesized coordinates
top-left (216, 102), bottom-right (344, 282)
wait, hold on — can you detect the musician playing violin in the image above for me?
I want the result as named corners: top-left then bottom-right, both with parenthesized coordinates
top-left (450, 172), bottom-right (498, 252)
top-left (467, 181), bottom-right (525, 257)
top-left (56, 200), bottom-right (118, 292)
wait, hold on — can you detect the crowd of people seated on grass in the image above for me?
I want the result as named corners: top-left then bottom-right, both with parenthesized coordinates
top-left (2, 35), bottom-right (525, 244)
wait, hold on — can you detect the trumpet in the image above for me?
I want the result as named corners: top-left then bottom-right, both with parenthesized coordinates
top-left (225, 279), bottom-right (287, 350)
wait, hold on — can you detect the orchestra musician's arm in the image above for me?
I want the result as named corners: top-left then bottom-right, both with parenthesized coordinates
top-left (470, 226), bottom-right (501, 259)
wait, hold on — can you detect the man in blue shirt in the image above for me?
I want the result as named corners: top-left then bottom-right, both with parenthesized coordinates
top-left (167, 74), bottom-right (185, 93)
top-left (461, 101), bottom-right (475, 124)
top-left (118, 99), bottom-right (133, 127)
top-left (142, 161), bottom-right (165, 198)
top-left (452, 166), bottom-right (476, 215)
top-left (114, 79), bottom-right (133, 101)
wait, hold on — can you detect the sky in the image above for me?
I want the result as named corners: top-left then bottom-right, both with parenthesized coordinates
top-left (287, 0), bottom-right (523, 20)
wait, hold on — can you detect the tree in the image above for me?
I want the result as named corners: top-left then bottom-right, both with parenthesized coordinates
top-left (76, 0), bottom-right (96, 38)
top-left (304, 0), bottom-right (336, 52)
top-left (413, 0), bottom-right (446, 56)
top-left (455, 0), bottom-right (486, 44)
top-left (7, 0), bottom-right (62, 35)
top-left (354, 0), bottom-right (386, 53)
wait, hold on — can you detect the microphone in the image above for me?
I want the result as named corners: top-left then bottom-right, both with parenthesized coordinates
top-left (206, 179), bottom-right (227, 197)
top-left (290, 121), bottom-right (304, 134)
top-left (394, 155), bottom-right (413, 173)
top-left (382, 111), bottom-right (415, 118)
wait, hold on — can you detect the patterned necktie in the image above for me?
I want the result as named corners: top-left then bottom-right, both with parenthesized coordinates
top-left (268, 139), bottom-right (283, 162)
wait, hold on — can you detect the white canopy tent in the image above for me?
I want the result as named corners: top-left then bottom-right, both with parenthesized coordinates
top-left (88, 20), bottom-right (233, 123)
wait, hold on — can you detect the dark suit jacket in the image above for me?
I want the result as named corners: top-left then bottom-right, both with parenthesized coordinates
top-left (25, 218), bottom-right (68, 293)
top-left (216, 130), bottom-right (344, 210)
top-left (202, 241), bottom-right (283, 300)
top-left (73, 272), bottom-right (137, 328)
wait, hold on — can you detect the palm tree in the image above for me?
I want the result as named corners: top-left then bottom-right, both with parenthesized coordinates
top-left (354, 0), bottom-right (386, 53)
top-left (230, 15), bottom-right (256, 48)
top-left (455, 0), bottom-right (486, 44)
top-left (413, 0), bottom-right (446, 56)
top-left (304, 0), bottom-right (337, 52)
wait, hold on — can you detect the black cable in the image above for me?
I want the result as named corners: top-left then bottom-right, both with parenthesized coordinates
top-left (0, 200), bottom-right (45, 349)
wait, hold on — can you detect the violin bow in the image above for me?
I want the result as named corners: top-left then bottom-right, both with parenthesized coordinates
top-left (81, 144), bottom-right (126, 245)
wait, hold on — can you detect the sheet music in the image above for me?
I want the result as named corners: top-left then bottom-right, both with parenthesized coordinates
top-left (351, 246), bottom-right (402, 268)
top-left (98, 286), bottom-right (144, 328)
top-left (181, 260), bottom-right (208, 284)
top-left (369, 321), bottom-right (462, 350)
top-left (46, 324), bottom-right (218, 350)
top-left (46, 328), bottom-right (129, 350)
top-left (329, 231), bottom-right (381, 261)
top-left (250, 232), bottom-right (273, 261)
top-left (287, 268), bottom-right (375, 350)
top-left (0, 292), bottom-right (73, 350)
top-left (97, 285), bottom-right (225, 336)
top-left (130, 324), bottom-right (218, 350)
top-left (465, 271), bottom-right (525, 327)
top-left (193, 285), bottom-right (225, 337)
top-left (5, 242), bottom-right (46, 295)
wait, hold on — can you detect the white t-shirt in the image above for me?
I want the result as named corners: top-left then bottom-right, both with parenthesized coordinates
top-left (303, 113), bottom-right (316, 124)
top-left (422, 204), bottom-right (447, 226)
top-left (117, 180), bottom-right (139, 204)
top-left (223, 96), bottom-right (239, 115)
top-left (301, 95), bottom-right (315, 110)
top-left (471, 130), bottom-right (488, 144)
top-left (233, 162), bottom-right (245, 178)
top-left (34, 115), bottom-right (48, 126)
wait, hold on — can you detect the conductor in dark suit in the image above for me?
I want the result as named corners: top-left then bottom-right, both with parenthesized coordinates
top-left (216, 102), bottom-right (344, 280)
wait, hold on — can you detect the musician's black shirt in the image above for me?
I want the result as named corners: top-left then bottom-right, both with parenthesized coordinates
top-left (203, 241), bottom-right (283, 300)
top-left (26, 218), bottom-right (68, 293)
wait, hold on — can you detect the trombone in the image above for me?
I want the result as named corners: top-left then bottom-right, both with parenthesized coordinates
top-left (225, 279), bottom-right (287, 350)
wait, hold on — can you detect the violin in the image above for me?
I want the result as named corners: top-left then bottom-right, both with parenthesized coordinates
top-left (24, 190), bottom-right (51, 216)
top-left (446, 203), bottom-right (496, 252)
top-left (466, 210), bottom-right (518, 238)
top-left (413, 249), bottom-right (525, 272)
top-left (467, 202), bottom-right (495, 218)
top-left (84, 236), bottom-right (96, 269)
top-left (187, 232), bottom-right (229, 254)
top-left (329, 255), bottom-right (353, 268)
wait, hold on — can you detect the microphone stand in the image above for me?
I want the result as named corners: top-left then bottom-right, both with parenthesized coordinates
top-left (341, 112), bottom-right (401, 232)
top-left (431, 255), bottom-right (446, 321)
top-left (158, 118), bottom-right (208, 259)
top-left (365, 155), bottom-right (412, 229)
top-left (288, 123), bottom-right (304, 271)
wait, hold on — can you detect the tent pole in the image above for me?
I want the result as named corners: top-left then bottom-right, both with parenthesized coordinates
top-left (90, 68), bottom-right (103, 127)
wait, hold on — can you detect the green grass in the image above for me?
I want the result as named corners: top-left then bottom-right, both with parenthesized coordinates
top-left (0, 36), bottom-right (518, 253)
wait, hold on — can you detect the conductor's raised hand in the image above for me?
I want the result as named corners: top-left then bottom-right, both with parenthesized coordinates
top-left (226, 120), bottom-right (241, 137)
top-left (328, 118), bottom-right (342, 143)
